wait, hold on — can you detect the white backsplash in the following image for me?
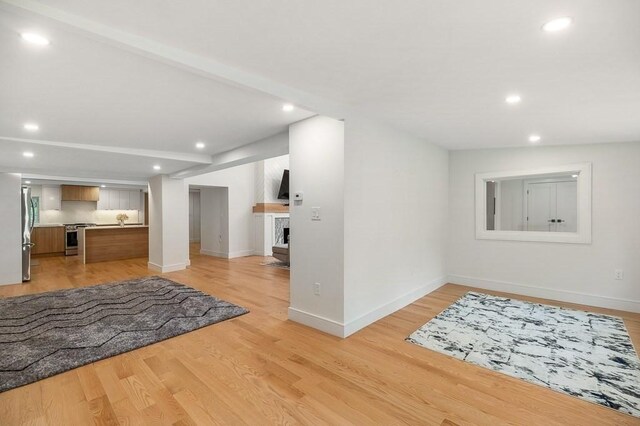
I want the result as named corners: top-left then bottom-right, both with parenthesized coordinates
top-left (28, 184), bottom-right (143, 225)
top-left (35, 201), bottom-right (142, 224)
top-left (38, 200), bottom-right (141, 225)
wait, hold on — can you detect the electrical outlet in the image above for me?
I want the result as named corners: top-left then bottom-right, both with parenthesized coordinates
top-left (313, 282), bottom-right (321, 296)
top-left (614, 269), bottom-right (624, 280)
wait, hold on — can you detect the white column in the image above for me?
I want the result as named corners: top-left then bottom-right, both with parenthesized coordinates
top-left (148, 175), bottom-right (189, 273)
top-left (0, 173), bottom-right (23, 285)
top-left (288, 115), bottom-right (346, 337)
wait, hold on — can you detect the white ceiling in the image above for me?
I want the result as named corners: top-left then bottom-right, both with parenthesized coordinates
top-left (1, 1), bottom-right (639, 181)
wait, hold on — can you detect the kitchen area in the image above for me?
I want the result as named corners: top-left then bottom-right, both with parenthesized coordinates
top-left (22, 180), bottom-right (149, 281)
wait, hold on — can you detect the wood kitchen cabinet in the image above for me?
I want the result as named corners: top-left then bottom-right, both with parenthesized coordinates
top-left (31, 226), bottom-right (65, 255)
top-left (61, 185), bottom-right (99, 201)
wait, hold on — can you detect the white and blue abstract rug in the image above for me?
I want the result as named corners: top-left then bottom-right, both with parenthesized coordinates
top-left (406, 292), bottom-right (640, 418)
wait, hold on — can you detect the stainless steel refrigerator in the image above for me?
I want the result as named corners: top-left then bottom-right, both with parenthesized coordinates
top-left (21, 186), bottom-right (36, 282)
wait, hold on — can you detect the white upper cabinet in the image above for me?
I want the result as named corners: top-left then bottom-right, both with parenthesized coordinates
top-left (41, 186), bottom-right (61, 210)
top-left (98, 188), bottom-right (142, 211)
top-left (118, 191), bottom-right (130, 210)
top-left (97, 189), bottom-right (109, 210)
top-left (108, 189), bottom-right (120, 210)
top-left (129, 190), bottom-right (141, 210)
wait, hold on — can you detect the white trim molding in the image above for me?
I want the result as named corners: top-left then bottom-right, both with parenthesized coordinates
top-left (147, 261), bottom-right (188, 273)
top-left (343, 276), bottom-right (448, 337)
top-left (199, 249), bottom-right (254, 259)
top-left (475, 162), bottom-right (592, 244)
top-left (288, 276), bottom-right (447, 338)
top-left (199, 249), bottom-right (228, 258)
top-left (229, 249), bottom-right (255, 259)
top-left (448, 274), bottom-right (640, 313)
top-left (287, 308), bottom-right (346, 338)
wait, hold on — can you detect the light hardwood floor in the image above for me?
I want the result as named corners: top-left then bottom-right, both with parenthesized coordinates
top-left (1, 247), bottom-right (639, 425)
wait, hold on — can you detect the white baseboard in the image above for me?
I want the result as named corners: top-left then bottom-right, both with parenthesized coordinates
top-left (199, 249), bottom-right (254, 259)
top-left (228, 249), bottom-right (255, 259)
top-left (288, 276), bottom-right (447, 339)
top-left (343, 276), bottom-right (447, 337)
top-left (199, 249), bottom-right (228, 258)
top-left (448, 274), bottom-right (640, 313)
top-left (147, 261), bottom-right (188, 273)
top-left (287, 307), bottom-right (346, 338)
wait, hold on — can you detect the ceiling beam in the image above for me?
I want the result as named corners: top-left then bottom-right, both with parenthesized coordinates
top-left (171, 131), bottom-right (289, 179)
top-left (19, 173), bottom-right (148, 187)
top-left (0, 136), bottom-right (212, 164)
top-left (0, 0), bottom-right (350, 120)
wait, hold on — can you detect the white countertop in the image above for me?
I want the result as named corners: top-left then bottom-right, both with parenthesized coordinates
top-left (34, 223), bottom-right (64, 227)
top-left (85, 225), bottom-right (149, 230)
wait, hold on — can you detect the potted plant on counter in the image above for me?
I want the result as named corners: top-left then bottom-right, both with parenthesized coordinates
top-left (116, 213), bottom-right (129, 227)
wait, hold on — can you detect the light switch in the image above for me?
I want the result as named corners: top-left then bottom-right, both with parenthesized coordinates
top-left (311, 207), bottom-right (321, 221)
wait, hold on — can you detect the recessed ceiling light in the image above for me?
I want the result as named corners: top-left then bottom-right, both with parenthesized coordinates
top-left (101, 184), bottom-right (106, 188)
top-left (528, 134), bottom-right (541, 143)
top-left (542, 17), bottom-right (572, 33)
top-left (195, 141), bottom-right (205, 149)
top-left (20, 32), bottom-right (50, 46)
top-left (571, 174), bottom-right (578, 178)
top-left (23, 152), bottom-right (35, 158)
top-left (23, 123), bottom-right (39, 131)
top-left (25, 181), bottom-right (31, 184)
top-left (282, 103), bottom-right (294, 112)
top-left (153, 165), bottom-right (161, 171)
top-left (505, 94), bottom-right (522, 104)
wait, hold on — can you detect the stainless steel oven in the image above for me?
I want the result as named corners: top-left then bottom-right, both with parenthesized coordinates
top-left (65, 225), bottom-right (78, 256)
top-left (65, 223), bottom-right (96, 256)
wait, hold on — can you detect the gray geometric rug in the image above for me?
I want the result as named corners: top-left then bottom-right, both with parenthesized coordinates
top-left (407, 292), bottom-right (640, 418)
top-left (0, 276), bottom-right (248, 393)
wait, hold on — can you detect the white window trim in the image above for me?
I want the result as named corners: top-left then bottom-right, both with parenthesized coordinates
top-left (475, 163), bottom-right (592, 244)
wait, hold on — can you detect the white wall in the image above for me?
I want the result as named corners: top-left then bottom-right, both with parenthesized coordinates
top-left (288, 116), bottom-right (346, 334)
top-left (0, 174), bottom-right (22, 285)
top-left (448, 141), bottom-right (640, 312)
top-left (189, 191), bottom-right (201, 242)
top-left (186, 162), bottom-right (255, 258)
top-left (255, 154), bottom-right (290, 204)
top-left (199, 187), bottom-right (229, 257)
top-left (343, 117), bottom-right (449, 335)
top-left (148, 175), bottom-right (189, 273)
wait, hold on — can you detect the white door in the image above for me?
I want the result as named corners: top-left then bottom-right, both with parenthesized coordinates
top-left (527, 183), bottom-right (554, 231)
top-left (526, 180), bottom-right (577, 232)
top-left (189, 192), bottom-right (201, 242)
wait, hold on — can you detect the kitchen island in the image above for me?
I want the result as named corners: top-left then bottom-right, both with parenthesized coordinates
top-left (79, 225), bottom-right (148, 264)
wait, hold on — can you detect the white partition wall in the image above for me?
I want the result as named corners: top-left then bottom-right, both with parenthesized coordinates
top-left (288, 116), bottom-right (346, 336)
top-left (342, 117), bottom-right (449, 336)
top-left (148, 175), bottom-right (190, 273)
top-left (0, 173), bottom-right (22, 285)
top-left (288, 115), bottom-right (449, 338)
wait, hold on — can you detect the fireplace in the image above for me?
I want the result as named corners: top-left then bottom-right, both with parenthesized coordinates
top-left (274, 217), bottom-right (290, 244)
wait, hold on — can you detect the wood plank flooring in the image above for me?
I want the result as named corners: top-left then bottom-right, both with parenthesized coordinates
top-left (0, 247), bottom-right (639, 425)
